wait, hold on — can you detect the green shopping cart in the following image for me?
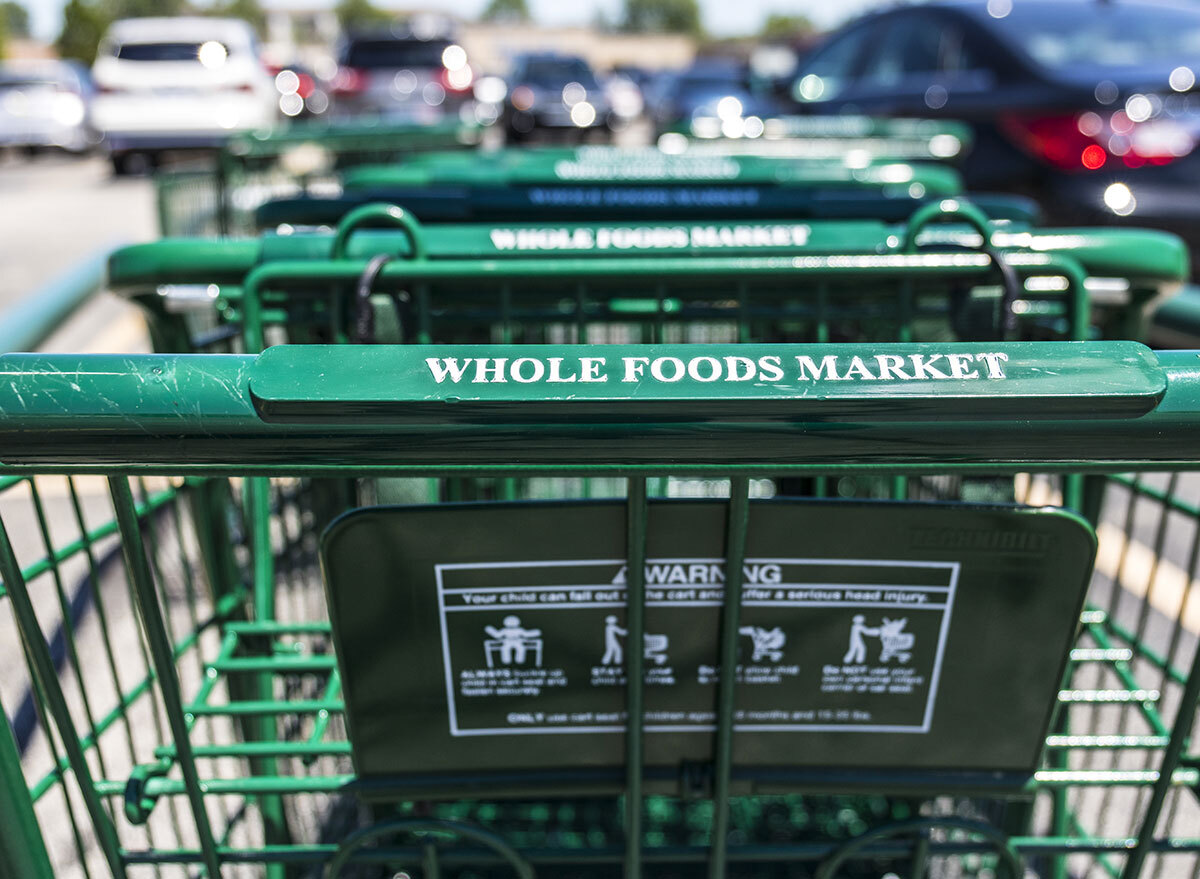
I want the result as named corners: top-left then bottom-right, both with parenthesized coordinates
top-left (106, 200), bottom-right (1187, 359)
top-left (155, 119), bottom-right (481, 238)
top-left (250, 146), bottom-right (1017, 230)
top-left (657, 115), bottom-right (973, 163)
top-left (0, 340), bottom-right (1197, 879)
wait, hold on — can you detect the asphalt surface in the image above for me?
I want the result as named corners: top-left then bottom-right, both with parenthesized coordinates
top-left (0, 151), bottom-right (153, 352)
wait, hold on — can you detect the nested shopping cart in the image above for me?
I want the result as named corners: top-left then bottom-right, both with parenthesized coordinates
top-left (154, 119), bottom-right (480, 238)
top-left (657, 115), bottom-right (973, 162)
top-left (252, 145), bottom-right (1045, 231)
top-left (4, 190), bottom-right (1197, 876)
top-left (0, 339), bottom-right (1198, 879)
top-left (106, 199), bottom-right (1186, 362)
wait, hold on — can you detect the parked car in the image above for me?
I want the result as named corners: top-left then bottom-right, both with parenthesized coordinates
top-left (610, 64), bottom-right (656, 93)
top-left (650, 59), bottom-right (781, 137)
top-left (501, 53), bottom-right (614, 142)
top-left (329, 24), bottom-right (474, 123)
top-left (0, 60), bottom-right (97, 154)
top-left (787, 0), bottom-right (1200, 244)
top-left (604, 71), bottom-right (646, 130)
top-left (267, 62), bottom-right (330, 118)
top-left (91, 17), bottom-right (277, 174)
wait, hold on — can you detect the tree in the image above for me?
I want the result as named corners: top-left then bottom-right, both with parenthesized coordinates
top-left (56, 0), bottom-right (109, 65)
top-left (759, 13), bottom-right (814, 42)
top-left (107, 0), bottom-right (185, 17)
top-left (621, 0), bottom-right (702, 36)
top-left (208, 0), bottom-right (267, 33)
top-left (480, 0), bottom-right (529, 24)
top-left (1, 2), bottom-right (29, 38)
top-left (335, 0), bottom-right (392, 32)
top-left (56, 0), bottom-right (200, 67)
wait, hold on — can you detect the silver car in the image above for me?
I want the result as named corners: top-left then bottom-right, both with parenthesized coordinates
top-left (0, 60), bottom-right (97, 154)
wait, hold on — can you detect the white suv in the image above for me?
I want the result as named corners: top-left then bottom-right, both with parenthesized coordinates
top-left (91, 17), bottom-right (277, 172)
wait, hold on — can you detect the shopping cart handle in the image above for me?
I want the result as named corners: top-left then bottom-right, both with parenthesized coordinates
top-left (2, 343), bottom-right (1196, 469)
top-left (246, 341), bottom-right (1167, 424)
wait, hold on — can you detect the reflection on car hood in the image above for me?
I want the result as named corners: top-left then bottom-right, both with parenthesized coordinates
top-left (1047, 62), bottom-right (1200, 94)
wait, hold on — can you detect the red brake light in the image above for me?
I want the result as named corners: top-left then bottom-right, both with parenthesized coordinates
top-left (440, 64), bottom-right (473, 93)
top-left (1000, 113), bottom-right (1100, 171)
top-left (332, 67), bottom-right (367, 95)
top-left (1081, 144), bottom-right (1107, 170)
top-left (1001, 111), bottom-right (1193, 172)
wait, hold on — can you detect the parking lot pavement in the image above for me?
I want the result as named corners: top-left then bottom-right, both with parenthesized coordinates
top-left (0, 152), bottom-right (155, 353)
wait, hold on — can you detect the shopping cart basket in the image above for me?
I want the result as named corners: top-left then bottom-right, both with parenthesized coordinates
top-left (107, 198), bottom-right (1191, 360)
top-left (251, 151), bottom-right (987, 230)
top-left (343, 144), bottom-right (957, 177)
top-left (0, 340), bottom-right (1198, 879)
top-left (657, 115), bottom-right (973, 163)
top-left (155, 119), bottom-right (480, 238)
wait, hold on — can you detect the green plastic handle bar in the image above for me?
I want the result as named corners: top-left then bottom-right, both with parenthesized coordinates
top-left (330, 203), bottom-right (427, 261)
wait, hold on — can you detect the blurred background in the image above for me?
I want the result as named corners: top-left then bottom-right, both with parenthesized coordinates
top-left (8, 0), bottom-right (1200, 211)
top-left (7, 0), bottom-right (1200, 312)
top-left (0, 0), bottom-right (829, 314)
top-left (2, 0), bottom-right (837, 166)
top-left (7, 5), bottom-right (1200, 876)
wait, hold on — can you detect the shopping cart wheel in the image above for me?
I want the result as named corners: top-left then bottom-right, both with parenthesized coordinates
top-left (325, 817), bottom-right (536, 878)
top-left (815, 816), bottom-right (1023, 879)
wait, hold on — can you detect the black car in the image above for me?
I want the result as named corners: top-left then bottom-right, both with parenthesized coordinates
top-left (788, 0), bottom-right (1200, 245)
top-left (502, 53), bottom-right (613, 142)
top-left (650, 59), bottom-right (782, 136)
top-left (330, 24), bottom-right (474, 123)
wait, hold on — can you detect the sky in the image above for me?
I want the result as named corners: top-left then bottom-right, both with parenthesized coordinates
top-left (23, 0), bottom-right (883, 44)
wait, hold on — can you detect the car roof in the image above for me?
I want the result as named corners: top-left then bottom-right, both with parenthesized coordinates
top-left (682, 59), bottom-right (745, 76)
top-left (879, 0), bottom-right (1200, 17)
top-left (344, 29), bottom-right (452, 42)
top-left (0, 59), bottom-right (85, 81)
top-left (516, 52), bottom-right (588, 62)
top-left (105, 17), bottom-right (256, 44)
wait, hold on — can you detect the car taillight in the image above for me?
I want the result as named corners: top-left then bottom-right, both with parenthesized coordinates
top-left (441, 64), bottom-right (473, 92)
top-left (1000, 111), bottom-right (1194, 172)
top-left (97, 85), bottom-right (119, 95)
top-left (1000, 113), bottom-right (1106, 171)
top-left (510, 85), bottom-right (535, 111)
top-left (235, 83), bottom-right (254, 93)
top-left (332, 67), bottom-right (367, 95)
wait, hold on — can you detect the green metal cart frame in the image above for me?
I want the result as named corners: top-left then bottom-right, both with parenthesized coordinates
top-left (0, 341), bottom-right (1197, 878)
top-left (155, 119), bottom-right (481, 238)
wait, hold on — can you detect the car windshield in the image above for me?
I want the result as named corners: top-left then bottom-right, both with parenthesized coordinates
top-left (0, 78), bottom-right (57, 89)
top-left (519, 59), bottom-right (598, 89)
top-left (114, 42), bottom-right (227, 62)
top-left (989, 2), bottom-right (1200, 70)
top-left (344, 39), bottom-right (450, 70)
top-left (677, 75), bottom-right (746, 97)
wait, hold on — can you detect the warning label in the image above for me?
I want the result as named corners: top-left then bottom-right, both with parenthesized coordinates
top-left (436, 557), bottom-right (957, 737)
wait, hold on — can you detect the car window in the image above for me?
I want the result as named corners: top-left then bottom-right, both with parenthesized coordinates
top-left (943, 27), bottom-right (979, 75)
top-left (793, 24), bottom-right (872, 102)
top-left (0, 78), bottom-right (57, 91)
top-left (862, 16), bottom-right (946, 87)
top-left (858, 15), bottom-right (993, 89)
top-left (114, 42), bottom-right (229, 63)
top-left (516, 59), bottom-right (598, 89)
top-left (987, 1), bottom-right (1200, 70)
top-left (344, 39), bottom-right (450, 70)
top-left (677, 75), bottom-right (747, 98)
